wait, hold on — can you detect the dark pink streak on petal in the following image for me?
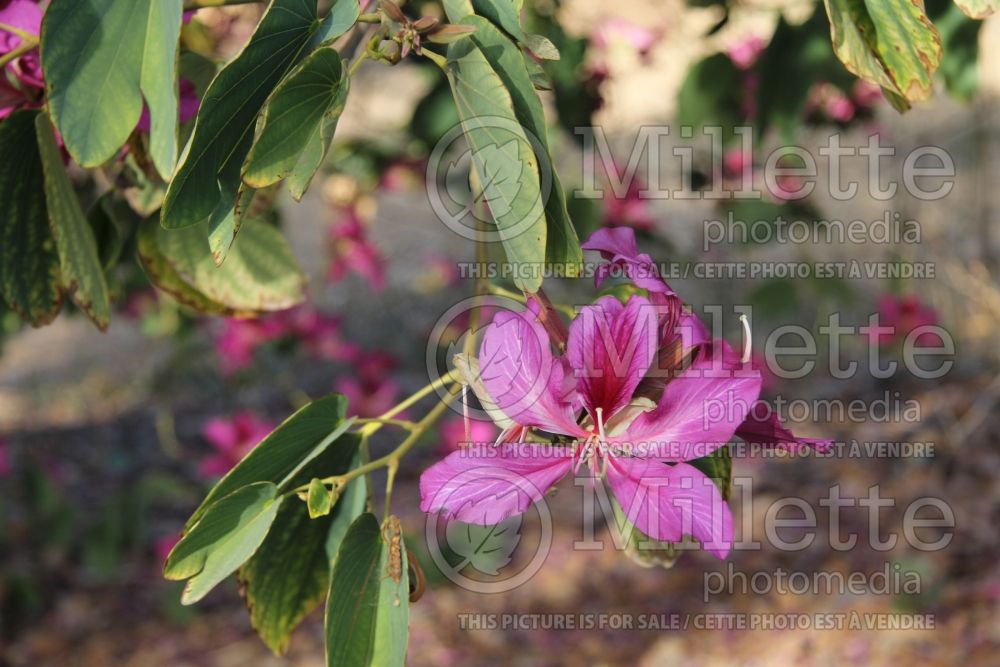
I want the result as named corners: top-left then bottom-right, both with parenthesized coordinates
top-left (419, 444), bottom-right (574, 524)
top-left (567, 295), bottom-right (658, 420)
top-left (606, 458), bottom-right (733, 559)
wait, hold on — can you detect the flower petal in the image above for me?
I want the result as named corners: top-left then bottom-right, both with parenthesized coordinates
top-left (566, 295), bottom-right (658, 418)
top-left (736, 402), bottom-right (833, 453)
top-left (581, 227), bottom-right (673, 294)
top-left (606, 458), bottom-right (733, 559)
top-left (419, 444), bottom-right (574, 524)
top-left (479, 309), bottom-right (583, 436)
top-left (616, 347), bottom-right (761, 460)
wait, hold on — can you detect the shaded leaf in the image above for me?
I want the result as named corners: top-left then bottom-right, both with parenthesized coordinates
top-left (164, 482), bottom-right (281, 605)
top-left (161, 0), bottom-right (317, 230)
top-left (312, 0), bottom-right (361, 46)
top-left (0, 110), bottom-right (62, 325)
top-left (35, 113), bottom-right (111, 330)
top-left (371, 516), bottom-right (409, 667)
top-left (42, 0), bottom-right (183, 176)
top-left (149, 218), bottom-right (305, 315)
top-left (444, 516), bottom-right (520, 575)
top-left (325, 513), bottom-right (382, 667)
top-left (242, 47), bottom-right (349, 197)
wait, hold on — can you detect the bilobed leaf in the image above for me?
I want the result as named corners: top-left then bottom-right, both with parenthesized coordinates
top-left (136, 215), bottom-right (230, 315)
top-left (164, 482), bottom-right (282, 605)
top-left (238, 440), bottom-right (364, 659)
top-left (0, 110), bottom-right (62, 325)
top-left (187, 395), bottom-right (353, 529)
top-left (467, 0), bottom-right (559, 59)
top-left (325, 513), bottom-right (382, 667)
top-left (154, 219), bottom-right (306, 314)
top-left (312, 0), bottom-right (361, 46)
top-left (35, 114), bottom-right (111, 331)
top-left (445, 40), bottom-right (546, 291)
top-left (953, 0), bottom-right (999, 18)
top-left (41, 0), bottom-right (183, 177)
top-left (460, 15), bottom-right (580, 274)
top-left (242, 47), bottom-right (349, 196)
top-left (371, 516), bottom-right (409, 667)
top-left (823, 0), bottom-right (941, 110)
top-left (444, 516), bottom-right (520, 575)
top-left (161, 0), bottom-right (318, 230)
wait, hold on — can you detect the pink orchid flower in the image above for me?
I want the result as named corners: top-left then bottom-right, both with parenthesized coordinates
top-left (0, 438), bottom-right (10, 477)
top-left (199, 411), bottom-right (276, 478)
top-left (421, 292), bottom-right (756, 557)
top-left (586, 227), bottom-right (829, 454)
top-left (328, 206), bottom-right (386, 291)
top-left (600, 162), bottom-right (656, 232)
top-left (591, 18), bottom-right (661, 60)
top-left (135, 79), bottom-right (201, 133)
top-left (869, 293), bottom-right (942, 347)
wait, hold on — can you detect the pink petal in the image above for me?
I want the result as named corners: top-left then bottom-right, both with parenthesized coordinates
top-left (419, 444), bottom-right (574, 524)
top-left (581, 227), bottom-right (673, 295)
top-left (606, 458), bottom-right (733, 559)
top-left (201, 417), bottom-right (240, 451)
top-left (566, 295), bottom-right (657, 418)
top-left (479, 309), bottom-right (583, 436)
top-left (736, 403), bottom-right (833, 453)
top-left (618, 346), bottom-right (761, 460)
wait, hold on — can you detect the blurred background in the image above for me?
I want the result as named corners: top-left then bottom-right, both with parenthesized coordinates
top-left (2, 0), bottom-right (999, 664)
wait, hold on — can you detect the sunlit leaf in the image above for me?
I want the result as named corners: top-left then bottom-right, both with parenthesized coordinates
top-left (42, 0), bottom-right (183, 177)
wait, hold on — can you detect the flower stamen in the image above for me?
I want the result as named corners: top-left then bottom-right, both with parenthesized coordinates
top-left (739, 313), bottom-right (752, 365)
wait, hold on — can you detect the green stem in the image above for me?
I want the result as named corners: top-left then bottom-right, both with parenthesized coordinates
top-left (357, 12), bottom-right (381, 23)
top-left (0, 39), bottom-right (37, 70)
top-left (347, 48), bottom-right (370, 77)
top-left (359, 367), bottom-right (460, 436)
top-left (294, 383), bottom-right (458, 497)
top-left (0, 22), bottom-right (36, 43)
top-left (354, 417), bottom-right (418, 431)
top-left (420, 48), bottom-right (447, 69)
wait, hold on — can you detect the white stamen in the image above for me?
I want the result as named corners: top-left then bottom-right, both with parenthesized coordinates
top-left (595, 407), bottom-right (607, 441)
top-left (739, 313), bottom-right (752, 365)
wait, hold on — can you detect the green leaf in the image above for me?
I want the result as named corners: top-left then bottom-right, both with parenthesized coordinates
top-left (136, 214), bottom-right (230, 315)
top-left (460, 15), bottom-right (580, 274)
top-left (325, 513), bottom-right (383, 667)
top-left (325, 455), bottom-right (368, 560)
top-left (161, 0), bottom-right (318, 231)
top-left (676, 53), bottom-right (743, 136)
top-left (467, 0), bottom-right (558, 59)
top-left (609, 496), bottom-right (680, 570)
top-left (371, 517), bottom-right (409, 667)
top-left (307, 478), bottom-right (334, 518)
top-left (242, 47), bottom-right (349, 197)
top-left (445, 40), bottom-right (547, 291)
top-left (0, 110), bottom-right (62, 326)
top-left (932, 0), bottom-right (981, 100)
top-left (141, 218), bottom-right (305, 315)
top-left (35, 113), bottom-right (111, 331)
top-left (444, 516), bottom-right (519, 575)
top-left (187, 395), bottom-right (353, 529)
top-left (312, 0), bottom-right (361, 46)
top-left (952, 0), bottom-right (999, 18)
top-left (41, 0), bottom-right (183, 177)
top-left (237, 439), bottom-right (364, 659)
top-left (164, 481), bottom-right (282, 605)
top-left (689, 446), bottom-right (733, 501)
top-left (823, 0), bottom-right (942, 110)
top-left (322, 513), bottom-right (408, 667)
top-left (240, 499), bottom-right (331, 654)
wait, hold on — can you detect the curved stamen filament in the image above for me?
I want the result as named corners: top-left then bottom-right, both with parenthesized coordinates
top-left (739, 313), bottom-right (752, 365)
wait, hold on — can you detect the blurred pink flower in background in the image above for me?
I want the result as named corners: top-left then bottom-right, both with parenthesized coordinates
top-left (0, 438), bottom-right (11, 477)
top-left (415, 253), bottom-right (460, 293)
top-left (328, 206), bottom-right (386, 291)
top-left (378, 157), bottom-right (423, 192)
top-left (869, 293), bottom-right (942, 347)
top-left (601, 162), bottom-right (655, 232)
top-left (335, 350), bottom-right (401, 418)
top-left (726, 35), bottom-right (766, 71)
top-left (0, 0), bottom-right (44, 118)
top-left (213, 305), bottom-right (357, 374)
top-left (154, 534), bottom-right (180, 564)
top-left (437, 416), bottom-right (497, 455)
top-left (199, 411), bottom-right (276, 478)
top-left (722, 148), bottom-right (752, 181)
top-left (851, 80), bottom-right (883, 113)
top-left (591, 17), bottom-right (661, 60)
